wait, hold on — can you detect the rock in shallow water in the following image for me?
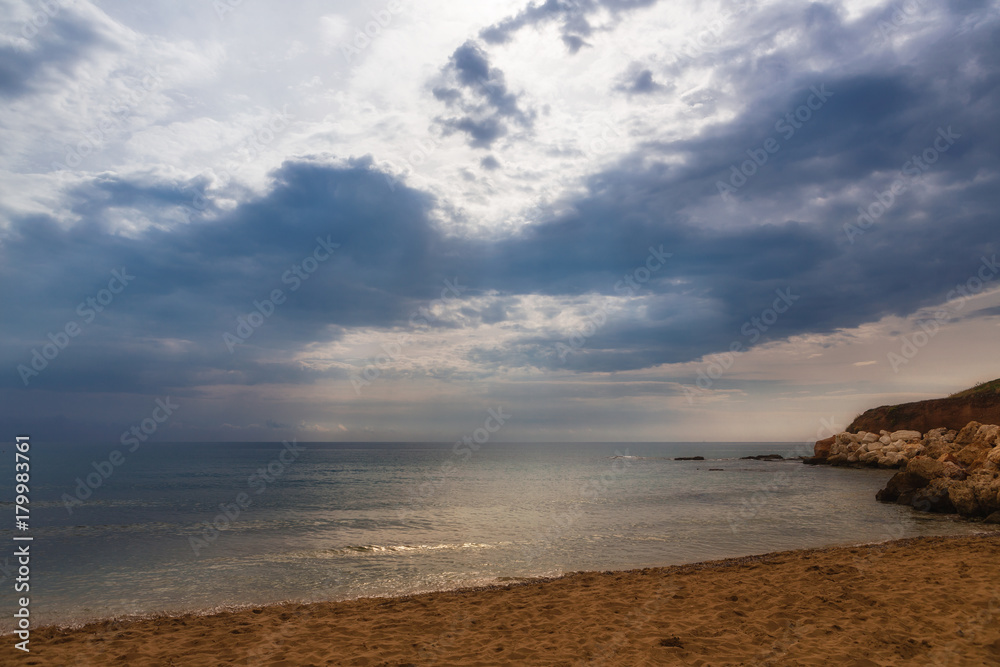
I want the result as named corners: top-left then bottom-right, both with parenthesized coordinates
top-left (909, 479), bottom-right (956, 513)
top-left (875, 472), bottom-right (927, 503)
top-left (814, 435), bottom-right (835, 459)
top-left (948, 483), bottom-right (983, 517)
top-left (871, 421), bottom-right (1000, 518)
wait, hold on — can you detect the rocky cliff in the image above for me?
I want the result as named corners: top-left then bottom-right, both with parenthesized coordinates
top-left (810, 421), bottom-right (1000, 520)
top-left (846, 379), bottom-right (1000, 434)
top-left (877, 422), bottom-right (1000, 520)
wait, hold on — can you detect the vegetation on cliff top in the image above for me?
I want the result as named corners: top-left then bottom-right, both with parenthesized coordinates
top-left (949, 378), bottom-right (1000, 399)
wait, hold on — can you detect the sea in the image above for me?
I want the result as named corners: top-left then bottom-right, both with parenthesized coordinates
top-left (2, 440), bottom-right (995, 631)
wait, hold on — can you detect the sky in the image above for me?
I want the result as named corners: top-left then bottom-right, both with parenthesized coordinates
top-left (1, 0), bottom-right (999, 443)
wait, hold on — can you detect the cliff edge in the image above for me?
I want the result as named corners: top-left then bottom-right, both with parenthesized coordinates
top-left (845, 379), bottom-right (1000, 434)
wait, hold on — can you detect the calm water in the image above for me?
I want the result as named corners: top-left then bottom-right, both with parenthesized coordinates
top-left (1, 440), bottom-right (994, 630)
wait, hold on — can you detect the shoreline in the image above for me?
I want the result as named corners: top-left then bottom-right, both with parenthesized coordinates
top-left (16, 520), bottom-right (988, 635)
top-left (25, 531), bottom-right (1000, 665)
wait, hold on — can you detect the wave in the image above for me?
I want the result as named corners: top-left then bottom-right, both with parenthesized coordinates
top-left (310, 542), bottom-right (498, 557)
top-left (198, 542), bottom-right (504, 565)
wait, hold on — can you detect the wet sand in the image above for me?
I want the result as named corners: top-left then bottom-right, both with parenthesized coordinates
top-left (20, 532), bottom-right (1000, 666)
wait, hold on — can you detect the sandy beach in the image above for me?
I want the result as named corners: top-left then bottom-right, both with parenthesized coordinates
top-left (17, 531), bottom-right (1000, 666)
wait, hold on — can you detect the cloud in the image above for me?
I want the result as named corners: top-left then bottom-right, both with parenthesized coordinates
top-left (562, 34), bottom-right (590, 54)
top-left (4, 109), bottom-right (997, 391)
top-left (614, 67), bottom-right (669, 95)
top-left (966, 305), bottom-right (1000, 320)
top-left (0, 8), bottom-right (115, 99)
top-left (480, 155), bottom-right (502, 170)
top-left (0, 159), bottom-right (452, 393)
top-left (479, 0), bottom-right (660, 49)
top-left (433, 40), bottom-right (536, 148)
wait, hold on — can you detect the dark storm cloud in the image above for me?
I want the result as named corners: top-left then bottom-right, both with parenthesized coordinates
top-left (433, 41), bottom-right (535, 148)
top-left (0, 160), bottom-right (453, 393)
top-left (479, 0), bottom-right (660, 49)
top-left (464, 0), bottom-right (1000, 371)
